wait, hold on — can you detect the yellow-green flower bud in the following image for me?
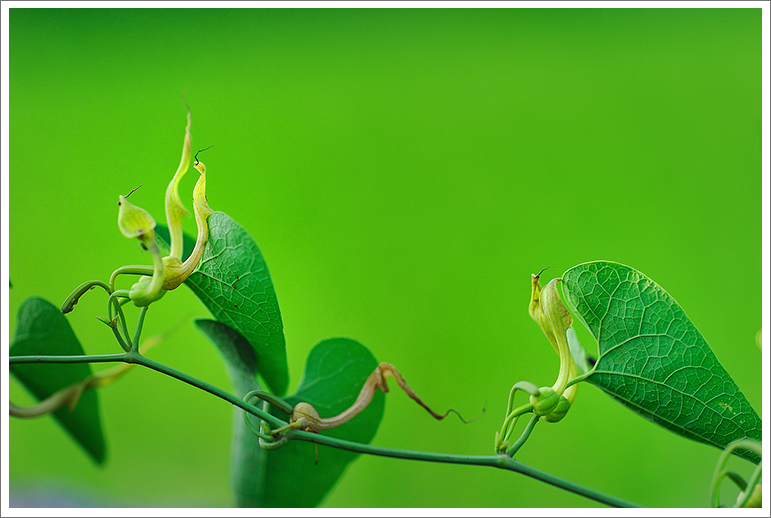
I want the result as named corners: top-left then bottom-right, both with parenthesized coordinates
top-left (741, 484), bottom-right (761, 508)
top-left (117, 195), bottom-right (166, 306)
top-left (530, 387), bottom-right (560, 416)
top-left (540, 279), bottom-right (572, 340)
top-left (117, 195), bottom-right (156, 245)
top-left (111, 107), bottom-right (214, 307)
top-left (291, 402), bottom-right (322, 433)
top-left (544, 395), bottom-right (571, 422)
top-left (165, 108), bottom-right (192, 260)
top-left (128, 273), bottom-right (166, 306)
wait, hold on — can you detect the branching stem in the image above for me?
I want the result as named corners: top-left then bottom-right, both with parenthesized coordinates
top-left (9, 352), bottom-right (644, 508)
top-left (9, 352), bottom-right (287, 429)
top-left (506, 414), bottom-right (539, 457)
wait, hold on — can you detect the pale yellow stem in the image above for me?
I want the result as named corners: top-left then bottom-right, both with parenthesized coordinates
top-left (10, 384), bottom-right (82, 418)
top-left (10, 332), bottom-right (164, 418)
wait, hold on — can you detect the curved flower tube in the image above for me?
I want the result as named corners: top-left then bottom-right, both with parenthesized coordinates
top-left (162, 158), bottom-right (214, 290)
top-left (165, 107), bottom-right (192, 261)
top-left (528, 272), bottom-right (578, 422)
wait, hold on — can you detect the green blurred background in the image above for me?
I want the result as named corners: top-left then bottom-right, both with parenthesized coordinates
top-left (9, 8), bottom-right (761, 508)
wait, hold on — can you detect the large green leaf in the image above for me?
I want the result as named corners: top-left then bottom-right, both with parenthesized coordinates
top-left (9, 296), bottom-right (106, 464)
top-left (179, 211), bottom-right (289, 395)
top-left (561, 261), bottom-right (761, 464)
top-left (196, 319), bottom-right (384, 508)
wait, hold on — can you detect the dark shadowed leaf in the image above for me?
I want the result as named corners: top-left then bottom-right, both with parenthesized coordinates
top-left (10, 297), bottom-right (106, 464)
top-left (196, 319), bottom-right (384, 508)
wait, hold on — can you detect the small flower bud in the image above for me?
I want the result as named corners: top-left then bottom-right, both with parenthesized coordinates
top-left (128, 274), bottom-right (166, 307)
top-left (530, 387), bottom-right (560, 416)
top-left (117, 195), bottom-right (156, 244)
top-left (291, 402), bottom-right (322, 433)
top-left (544, 396), bottom-right (571, 422)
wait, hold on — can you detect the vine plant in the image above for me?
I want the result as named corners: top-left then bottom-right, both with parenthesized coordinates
top-left (9, 106), bottom-right (762, 508)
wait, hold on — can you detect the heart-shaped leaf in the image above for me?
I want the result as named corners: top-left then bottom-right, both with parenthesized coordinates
top-left (561, 261), bottom-right (761, 464)
top-left (196, 319), bottom-right (384, 508)
top-left (258, 338), bottom-right (385, 507)
top-left (158, 211), bottom-right (289, 395)
top-left (10, 297), bottom-right (106, 464)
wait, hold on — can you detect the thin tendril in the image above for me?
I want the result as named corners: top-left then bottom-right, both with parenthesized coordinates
top-left (242, 390), bottom-right (286, 441)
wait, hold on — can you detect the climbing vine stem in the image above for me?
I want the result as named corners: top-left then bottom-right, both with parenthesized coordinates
top-left (289, 428), bottom-right (642, 508)
top-left (9, 352), bottom-right (644, 508)
top-left (9, 352), bottom-right (287, 429)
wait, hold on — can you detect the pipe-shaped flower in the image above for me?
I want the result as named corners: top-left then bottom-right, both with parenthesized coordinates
top-left (529, 273), bottom-right (578, 421)
top-left (115, 108), bottom-right (215, 305)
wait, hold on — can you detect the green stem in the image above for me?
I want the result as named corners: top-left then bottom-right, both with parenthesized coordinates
top-left (10, 353), bottom-right (129, 364)
top-left (242, 410), bottom-right (274, 441)
top-left (717, 470), bottom-right (747, 492)
top-left (503, 384), bottom-right (518, 420)
top-left (710, 438), bottom-right (762, 507)
top-left (108, 290), bottom-right (132, 347)
top-left (130, 353), bottom-right (287, 429)
top-left (110, 264), bottom-right (154, 292)
top-left (111, 324), bottom-right (131, 352)
top-left (565, 370), bottom-right (592, 389)
top-left (506, 414), bottom-right (539, 457)
top-left (9, 352), bottom-right (642, 508)
top-left (501, 381), bottom-right (538, 429)
top-left (290, 429), bottom-right (643, 508)
top-left (131, 306), bottom-right (149, 353)
top-left (8, 352), bottom-right (286, 429)
top-left (733, 463), bottom-right (762, 508)
top-left (61, 280), bottom-right (112, 314)
top-left (500, 402), bottom-right (534, 445)
top-left (243, 389), bottom-right (294, 415)
top-left (242, 391), bottom-right (290, 441)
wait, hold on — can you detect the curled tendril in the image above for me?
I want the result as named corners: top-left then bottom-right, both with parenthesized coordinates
top-left (239, 363), bottom-right (482, 462)
top-left (241, 390), bottom-right (289, 443)
top-left (710, 438), bottom-right (762, 508)
top-left (265, 363), bottom-right (482, 440)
